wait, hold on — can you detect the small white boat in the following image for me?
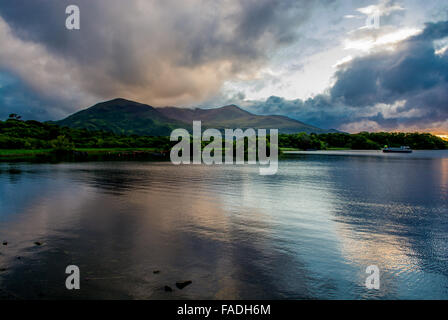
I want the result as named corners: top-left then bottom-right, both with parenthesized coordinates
top-left (382, 146), bottom-right (412, 153)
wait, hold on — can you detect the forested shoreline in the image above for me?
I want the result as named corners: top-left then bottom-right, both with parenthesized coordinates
top-left (1, 118), bottom-right (447, 159)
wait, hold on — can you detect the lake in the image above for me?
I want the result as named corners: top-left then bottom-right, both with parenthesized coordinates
top-left (1, 150), bottom-right (448, 299)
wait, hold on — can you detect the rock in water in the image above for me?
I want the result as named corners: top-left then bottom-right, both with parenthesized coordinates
top-left (34, 242), bottom-right (42, 246)
top-left (153, 270), bottom-right (160, 274)
top-left (2, 241), bottom-right (7, 246)
top-left (176, 281), bottom-right (192, 290)
top-left (164, 286), bottom-right (173, 292)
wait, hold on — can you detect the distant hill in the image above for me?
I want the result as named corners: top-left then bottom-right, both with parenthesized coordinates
top-left (55, 98), bottom-right (334, 135)
top-left (55, 99), bottom-right (186, 136)
top-left (157, 105), bottom-right (329, 134)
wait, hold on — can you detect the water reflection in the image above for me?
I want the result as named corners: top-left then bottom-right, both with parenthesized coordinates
top-left (0, 151), bottom-right (448, 299)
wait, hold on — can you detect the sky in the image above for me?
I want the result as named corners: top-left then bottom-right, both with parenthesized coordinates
top-left (0, 0), bottom-right (448, 133)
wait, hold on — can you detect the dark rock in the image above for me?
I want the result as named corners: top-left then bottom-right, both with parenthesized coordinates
top-left (164, 286), bottom-right (173, 292)
top-left (0, 268), bottom-right (6, 272)
top-left (2, 241), bottom-right (7, 246)
top-left (73, 151), bottom-right (88, 158)
top-left (34, 242), bottom-right (42, 246)
top-left (153, 270), bottom-right (160, 274)
top-left (176, 281), bottom-right (192, 290)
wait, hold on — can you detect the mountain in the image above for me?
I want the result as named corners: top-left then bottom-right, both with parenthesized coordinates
top-left (55, 98), bottom-right (187, 136)
top-left (55, 98), bottom-right (333, 135)
top-left (157, 105), bottom-right (328, 134)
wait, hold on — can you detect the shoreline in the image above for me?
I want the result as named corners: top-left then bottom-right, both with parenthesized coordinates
top-left (0, 148), bottom-right (169, 162)
top-left (1, 147), bottom-right (447, 163)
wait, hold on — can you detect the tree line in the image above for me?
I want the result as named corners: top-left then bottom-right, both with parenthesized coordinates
top-left (279, 132), bottom-right (448, 150)
top-left (1, 117), bottom-right (447, 151)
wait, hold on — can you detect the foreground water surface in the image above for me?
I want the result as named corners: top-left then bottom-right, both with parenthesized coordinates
top-left (1, 150), bottom-right (448, 299)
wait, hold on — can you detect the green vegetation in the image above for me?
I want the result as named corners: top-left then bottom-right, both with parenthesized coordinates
top-left (50, 135), bottom-right (75, 153)
top-left (1, 118), bottom-right (447, 161)
top-left (279, 132), bottom-right (327, 150)
top-left (0, 149), bottom-right (52, 156)
top-left (0, 118), bottom-right (174, 150)
top-left (0, 117), bottom-right (175, 160)
top-left (279, 132), bottom-right (448, 150)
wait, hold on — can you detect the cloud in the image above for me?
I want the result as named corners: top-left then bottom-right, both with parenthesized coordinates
top-left (0, 72), bottom-right (54, 120)
top-left (356, 0), bottom-right (404, 17)
top-left (0, 16), bottom-right (95, 119)
top-left (243, 20), bottom-right (448, 133)
top-left (1, 0), bottom-right (447, 134)
top-left (0, 0), bottom-right (324, 118)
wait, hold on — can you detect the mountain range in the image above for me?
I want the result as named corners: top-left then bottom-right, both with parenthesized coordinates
top-left (55, 98), bottom-right (336, 136)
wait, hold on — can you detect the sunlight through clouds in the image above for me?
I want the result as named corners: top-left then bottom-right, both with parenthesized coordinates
top-left (0, 0), bottom-right (447, 134)
top-left (344, 28), bottom-right (422, 52)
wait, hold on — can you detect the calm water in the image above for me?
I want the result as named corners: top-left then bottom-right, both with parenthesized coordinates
top-left (0, 150), bottom-right (447, 299)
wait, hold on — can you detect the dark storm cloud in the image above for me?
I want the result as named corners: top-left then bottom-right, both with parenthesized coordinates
top-left (245, 20), bottom-right (448, 132)
top-left (331, 21), bottom-right (448, 106)
top-left (0, 72), bottom-right (67, 121)
top-left (0, 0), bottom-right (327, 116)
top-left (243, 94), bottom-right (346, 129)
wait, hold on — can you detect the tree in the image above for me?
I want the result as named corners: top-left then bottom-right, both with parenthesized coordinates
top-left (50, 135), bottom-right (75, 153)
top-left (8, 113), bottom-right (22, 121)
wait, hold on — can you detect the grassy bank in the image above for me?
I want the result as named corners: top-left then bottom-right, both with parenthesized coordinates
top-left (75, 147), bottom-right (158, 154)
top-left (0, 147), bottom-right (163, 161)
top-left (0, 149), bottom-right (53, 157)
